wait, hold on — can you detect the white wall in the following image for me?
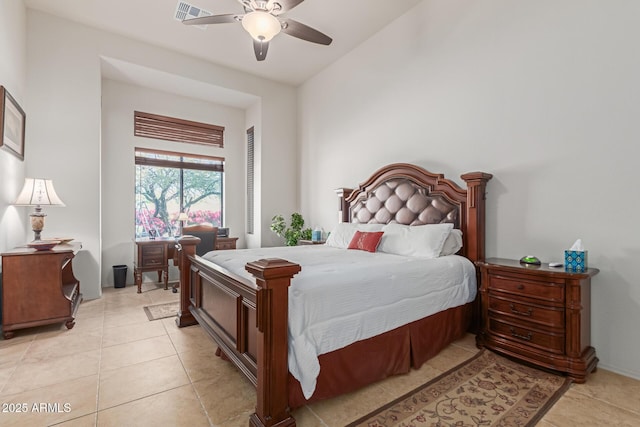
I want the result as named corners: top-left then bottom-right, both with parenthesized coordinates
top-left (26, 11), bottom-right (103, 299)
top-left (26, 10), bottom-right (298, 298)
top-left (298, 0), bottom-right (640, 379)
top-left (0, 0), bottom-right (27, 258)
top-left (101, 79), bottom-right (246, 286)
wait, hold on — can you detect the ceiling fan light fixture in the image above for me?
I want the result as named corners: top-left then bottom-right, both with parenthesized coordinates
top-left (242, 11), bottom-right (281, 42)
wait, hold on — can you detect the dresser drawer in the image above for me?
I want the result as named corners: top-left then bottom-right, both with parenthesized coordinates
top-left (488, 274), bottom-right (564, 303)
top-left (489, 318), bottom-right (565, 354)
top-left (488, 295), bottom-right (564, 329)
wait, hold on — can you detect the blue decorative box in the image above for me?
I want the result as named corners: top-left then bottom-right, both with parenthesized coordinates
top-left (564, 250), bottom-right (588, 271)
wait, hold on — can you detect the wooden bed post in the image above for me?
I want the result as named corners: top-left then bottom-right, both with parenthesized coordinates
top-left (246, 259), bottom-right (301, 427)
top-left (461, 172), bottom-right (493, 264)
top-left (175, 236), bottom-right (200, 328)
top-left (334, 188), bottom-right (353, 223)
top-left (461, 172), bottom-right (492, 334)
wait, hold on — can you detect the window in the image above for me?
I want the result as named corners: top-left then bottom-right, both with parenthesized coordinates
top-left (135, 148), bottom-right (224, 238)
top-left (246, 126), bottom-right (255, 234)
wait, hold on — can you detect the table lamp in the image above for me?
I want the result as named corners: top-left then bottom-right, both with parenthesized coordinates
top-left (13, 178), bottom-right (66, 241)
top-left (177, 212), bottom-right (189, 236)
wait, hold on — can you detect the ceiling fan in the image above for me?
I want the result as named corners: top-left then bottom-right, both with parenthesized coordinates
top-left (182, 0), bottom-right (332, 61)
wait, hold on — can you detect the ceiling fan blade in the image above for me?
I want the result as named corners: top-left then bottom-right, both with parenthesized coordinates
top-left (253, 39), bottom-right (269, 61)
top-left (271, 0), bottom-right (305, 13)
top-left (182, 14), bottom-right (239, 26)
top-left (280, 18), bottom-right (332, 45)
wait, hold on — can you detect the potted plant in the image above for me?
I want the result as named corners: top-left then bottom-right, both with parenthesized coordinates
top-left (270, 213), bottom-right (312, 246)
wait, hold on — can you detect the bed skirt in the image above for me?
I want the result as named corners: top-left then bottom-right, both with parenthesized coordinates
top-left (287, 302), bottom-right (472, 408)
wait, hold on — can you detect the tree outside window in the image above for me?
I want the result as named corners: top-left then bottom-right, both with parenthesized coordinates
top-left (135, 149), bottom-right (223, 238)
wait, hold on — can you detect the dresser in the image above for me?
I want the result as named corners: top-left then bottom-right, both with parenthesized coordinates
top-left (1, 242), bottom-right (82, 339)
top-left (476, 258), bottom-right (599, 383)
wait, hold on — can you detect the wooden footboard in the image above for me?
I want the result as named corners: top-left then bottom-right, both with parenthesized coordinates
top-left (175, 236), bottom-right (300, 427)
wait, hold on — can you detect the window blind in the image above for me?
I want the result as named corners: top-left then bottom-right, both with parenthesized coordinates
top-left (134, 111), bottom-right (225, 147)
top-left (134, 148), bottom-right (224, 172)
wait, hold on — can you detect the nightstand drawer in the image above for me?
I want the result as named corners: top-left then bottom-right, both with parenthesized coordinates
top-left (488, 295), bottom-right (564, 328)
top-left (488, 275), bottom-right (564, 303)
top-left (489, 318), bottom-right (565, 354)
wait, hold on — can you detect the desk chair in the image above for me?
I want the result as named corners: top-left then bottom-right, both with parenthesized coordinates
top-left (172, 224), bottom-right (218, 293)
top-left (182, 224), bottom-right (218, 256)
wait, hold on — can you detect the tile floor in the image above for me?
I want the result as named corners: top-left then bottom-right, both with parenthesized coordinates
top-left (0, 282), bottom-right (639, 426)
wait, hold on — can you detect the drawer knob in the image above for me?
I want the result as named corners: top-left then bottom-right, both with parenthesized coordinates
top-left (509, 304), bottom-right (533, 317)
top-left (517, 284), bottom-right (525, 290)
top-left (509, 327), bottom-right (532, 341)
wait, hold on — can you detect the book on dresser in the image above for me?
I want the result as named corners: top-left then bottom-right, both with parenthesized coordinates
top-left (1, 242), bottom-right (82, 339)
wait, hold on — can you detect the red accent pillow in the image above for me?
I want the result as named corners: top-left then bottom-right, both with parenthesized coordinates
top-left (347, 231), bottom-right (384, 253)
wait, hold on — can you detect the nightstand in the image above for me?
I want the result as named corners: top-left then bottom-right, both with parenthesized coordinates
top-left (298, 239), bottom-right (326, 245)
top-left (476, 258), bottom-right (599, 383)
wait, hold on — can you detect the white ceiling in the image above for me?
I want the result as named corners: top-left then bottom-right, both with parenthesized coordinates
top-left (24, 0), bottom-right (423, 86)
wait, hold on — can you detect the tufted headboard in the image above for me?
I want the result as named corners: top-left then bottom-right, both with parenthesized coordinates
top-left (336, 163), bottom-right (492, 263)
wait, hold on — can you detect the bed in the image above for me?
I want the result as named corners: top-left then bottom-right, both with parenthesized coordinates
top-left (175, 163), bottom-right (492, 427)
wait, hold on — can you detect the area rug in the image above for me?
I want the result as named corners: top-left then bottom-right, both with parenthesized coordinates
top-left (143, 302), bottom-right (179, 321)
top-left (347, 349), bottom-right (571, 427)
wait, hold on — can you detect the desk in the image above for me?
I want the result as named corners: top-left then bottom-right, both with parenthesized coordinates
top-left (133, 238), bottom-right (176, 294)
top-left (216, 236), bottom-right (238, 250)
top-left (134, 236), bottom-right (239, 294)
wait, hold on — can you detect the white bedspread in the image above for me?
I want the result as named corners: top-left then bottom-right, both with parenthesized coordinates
top-left (202, 245), bottom-right (476, 399)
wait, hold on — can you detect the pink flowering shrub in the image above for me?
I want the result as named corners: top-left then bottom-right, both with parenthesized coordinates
top-left (186, 210), bottom-right (221, 226)
top-left (135, 208), bottom-right (222, 237)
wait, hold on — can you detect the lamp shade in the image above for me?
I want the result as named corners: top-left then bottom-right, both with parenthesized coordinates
top-left (242, 11), bottom-right (281, 42)
top-left (177, 212), bottom-right (189, 222)
top-left (13, 178), bottom-right (66, 207)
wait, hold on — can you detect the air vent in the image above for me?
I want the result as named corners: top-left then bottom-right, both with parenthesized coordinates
top-left (174, 1), bottom-right (212, 29)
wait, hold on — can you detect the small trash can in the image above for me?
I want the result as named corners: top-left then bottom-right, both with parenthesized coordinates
top-left (113, 265), bottom-right (128, 288)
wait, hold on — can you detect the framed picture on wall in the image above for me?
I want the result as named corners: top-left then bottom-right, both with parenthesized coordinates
top-left (0, 86), bottom-right (26, 160)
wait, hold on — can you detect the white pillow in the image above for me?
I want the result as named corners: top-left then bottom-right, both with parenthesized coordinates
top-left (355, 223), bottom-right (385, 232)
top-left (378, 223), bottom-right (454, 258)
top-left (325, 223), bottom-right (385, 248)
top-left (440, 229), bottom-right (463, 256)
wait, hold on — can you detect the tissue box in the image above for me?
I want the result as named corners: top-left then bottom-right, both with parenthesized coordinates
top-left (564, 250), bottom-right (588, 271)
